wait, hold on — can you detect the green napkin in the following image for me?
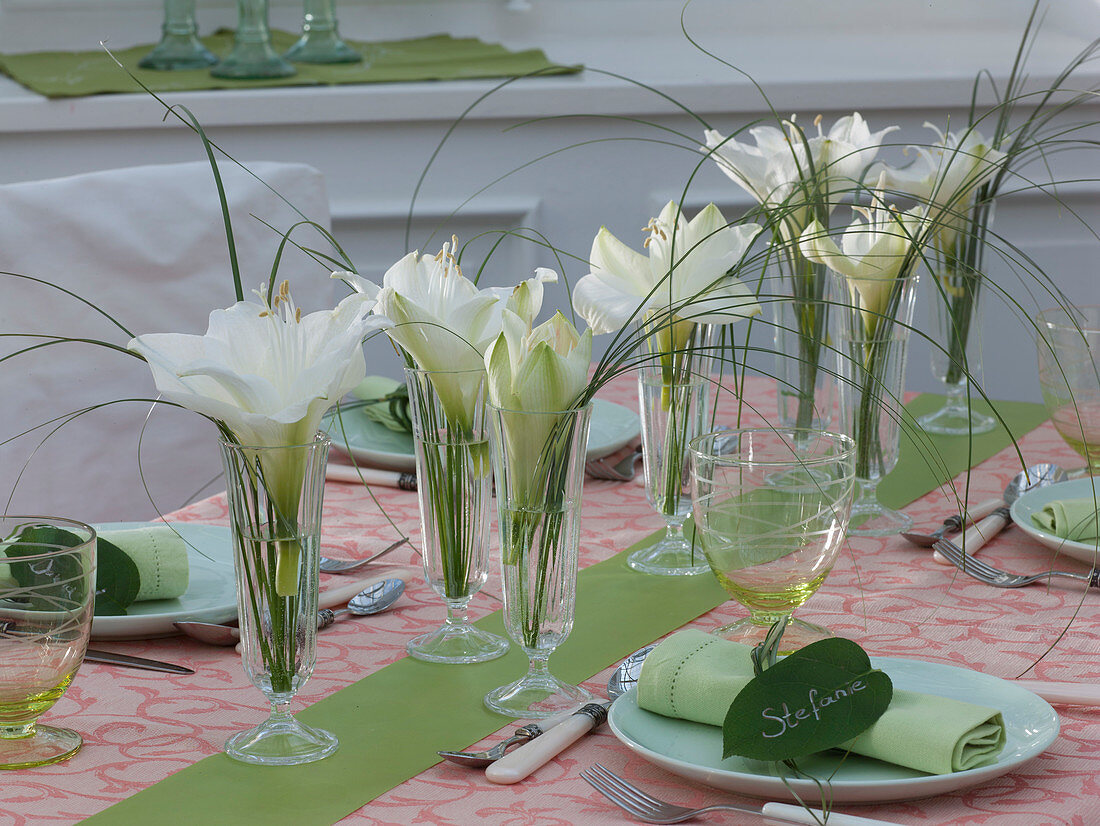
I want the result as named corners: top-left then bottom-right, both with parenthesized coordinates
top-left (1031, 499), bottom-right (1100, 542)
top-left (97, 526), bottom-right (189, 601)
top-left (637, 629), bottom-right (1006, 775)
top-left (351, 376), bottom-right (411, 433)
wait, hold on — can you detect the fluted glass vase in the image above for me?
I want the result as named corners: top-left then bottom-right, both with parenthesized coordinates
top-left (220, 435), bottom-right (336, 765)
top-left (834, 271), bottom-right (920, 536)
top-left (486, 403), bottom-right (592, 719)
top-left (404, 368), bottom-right (508, 664)
top-left (211, 0), bottom-right (296, 79)
top-left (629, 319), bottom-right (714, 576)
top-left (919, 199), bottom-right (996, 436)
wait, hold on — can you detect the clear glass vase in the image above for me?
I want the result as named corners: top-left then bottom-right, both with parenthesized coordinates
top-left (220, 435), bottom-right (337, 765)
top-left (211, 0), bottom-right (296, 79)
top-left (770, 249), bottom-right (836, 432)
top-left (834, 271), bottom-right (919, 536)
top-left (918, 265), bottom-right (995, 435)
top-left (139, 0), bottom-right (218, 70)
top-left (628, 320), bottom-right (714, 576)
top-left (486, 404), bottom-right (592, 719)
top-left (404, 368), bottom-right (509, 664)
top-left (285, 0), bottom-right (363, 64)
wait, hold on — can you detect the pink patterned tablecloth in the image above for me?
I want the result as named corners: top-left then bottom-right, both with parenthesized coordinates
top-left (4, 376), bottom-right (1097, 826)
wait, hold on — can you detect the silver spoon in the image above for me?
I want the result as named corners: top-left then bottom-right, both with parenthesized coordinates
top-left (173, 578), bottom-right (405, 646)
top-left (437, 644), bottom-right (653, 768)
top-left (932, 462), bottom-right (1067, 564)
top-left (319, 537), bottom-right (409, 574)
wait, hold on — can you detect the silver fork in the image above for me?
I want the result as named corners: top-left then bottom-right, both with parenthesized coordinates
top-left (933, 539), bottom-right (1100, 589)
top-left (586, 445), bottom-right (643, 481)
top-left (581, 763), bottom-right (898, 825)
top-left (319, 537), bottom-right (409, 574)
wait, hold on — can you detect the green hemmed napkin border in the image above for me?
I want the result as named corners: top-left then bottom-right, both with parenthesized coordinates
top-left (83, 393), bottom-right (1045, 826)
top-left (0, 30), bottom-right (582, 99)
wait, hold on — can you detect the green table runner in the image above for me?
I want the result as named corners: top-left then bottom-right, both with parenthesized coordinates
top-left (0, 31), bottom-right (581, 99)
top-left (85, 393), bottom-right (1045, 825)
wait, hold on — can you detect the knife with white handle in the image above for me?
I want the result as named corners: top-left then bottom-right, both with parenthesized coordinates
top-left (486, 703), bottom-right (607, 784)
top-left (1017, 680), bottom-right (1100, 705)
top-left (932, 505), bottom-right (1010, 565)
top-left (760, 802), bottom-right (904, 825)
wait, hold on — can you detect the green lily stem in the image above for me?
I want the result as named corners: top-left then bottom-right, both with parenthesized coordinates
top-left (789, 255), bottom-right (831, 431)
top-left (939, 198), bottom-right (991, 387)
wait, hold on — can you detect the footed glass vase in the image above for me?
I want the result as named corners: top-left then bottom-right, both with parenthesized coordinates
top-left (212, 0), bottom-right (296, 79)
top-left (139, 0), bottom-right (217, 70)
top-left (918, 266), bottom-right (995, 436)
top-left (285, 0), bottom-right (363, 64)
top-left (486, 404), bottom-right (592, 719)
top-left (404, 368), bottom-right (508, 664)
top-left (629, 320), bottom-right (714, 576)
top-left (834, 272), bottom-right (919, 536)
top-left (220, 435), bottom-right (337, 765)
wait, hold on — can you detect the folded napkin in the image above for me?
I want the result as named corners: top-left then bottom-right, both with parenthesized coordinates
top-left (351, 376), bottom-right (412, 433)
top-left (1031, 498), bottom-right (1100, 542)
top-left (637, 629), bottom-right (1006, 775)
top-left (97, 526), bottom-right (189, 602)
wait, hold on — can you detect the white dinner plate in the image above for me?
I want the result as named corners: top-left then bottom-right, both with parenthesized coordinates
top-left (323, 398), bottom-right (641, 472)
top-left (608, 657), bottom-right (1059, 804)
top-left (90, 522), bottom-right (236, 641)
top-left (1010, 476), bottom-right (1099, 564)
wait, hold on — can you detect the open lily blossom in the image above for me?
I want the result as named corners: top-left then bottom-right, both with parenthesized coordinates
top-left (573, 201), bottom-right (762, 337)
top-left (704, 113), bottom-right (899, 238)
top-left (879, 123), bottom-right (1006, 252)
top-left (334, 240), bottom-right (556, 427)
top-left (799, 196), bottom-right (929, 339)
top-left (127, 281), bottom-right (387, 448)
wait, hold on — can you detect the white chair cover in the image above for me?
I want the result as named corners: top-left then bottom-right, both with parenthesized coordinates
top-left (0, 160), bottom-right (336, 522)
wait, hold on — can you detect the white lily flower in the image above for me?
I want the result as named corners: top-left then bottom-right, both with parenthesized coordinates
top-left (129, 282), bottom-right (387, 596)
top-left (485, 311), bottom-right (593, 515)
top-left (485, 311), bottom-right (592, 413)
top-left (334, 241), bottom-right (557, 427)
top-left (128, 281), bottom-right (385, 448)
top-left (878, 123), bottom-right (1005, 252)
top-left (799, 194), bottom-right (928, 338)
top-left (573, 202), bottom-right (762, 337)
top-left (704, 114), bottom-right (898, 239)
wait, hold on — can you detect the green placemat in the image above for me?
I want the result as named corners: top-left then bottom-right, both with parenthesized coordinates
top-left (84, 393), bottom-right (1046, 825)
top-left (0, 31), bottom-right (582, 99)
top-left (879, 394), bottom-right (1049, 509)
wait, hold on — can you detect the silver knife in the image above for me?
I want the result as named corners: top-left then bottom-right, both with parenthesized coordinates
top-left (84, 648), bottom-right (195, 674)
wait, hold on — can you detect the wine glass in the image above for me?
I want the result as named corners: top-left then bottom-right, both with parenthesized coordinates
top-left (1037, 306), bottom-right (1100, 473)
top-left (0, 517), bottom-right (96, 769)
top-left (689, 428), bottom-right (856, 652)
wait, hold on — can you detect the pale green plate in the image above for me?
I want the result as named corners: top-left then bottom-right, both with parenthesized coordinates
top-left (1010, 476), bottom-right (1099, 563)
top-left (323, 398), bottom-right (640, 471)
top-left (608, 657), bottom-right (1058, 804)
top-left (90, 523), bottom-right (235, 641)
